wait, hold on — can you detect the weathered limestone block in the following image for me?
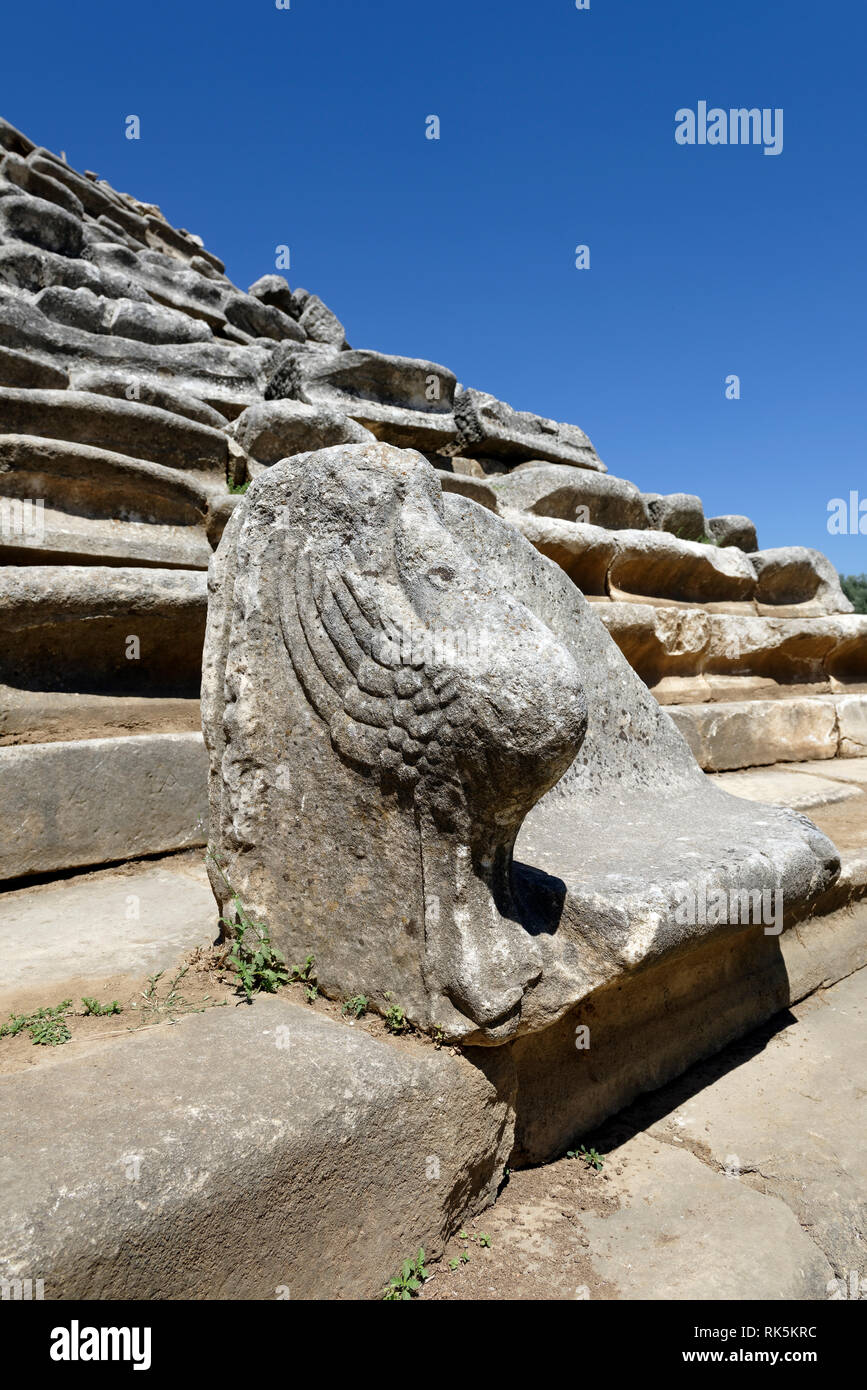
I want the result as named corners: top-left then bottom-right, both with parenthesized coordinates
top-left (0, 152), bottom-right (85, 218)
top-left (204, 442), bottom-right (838, 1049)
top-left (489, 462), bottom-right (649, 528)
top-left (0, 243), bottom-right (151, 302)
top-left (34, 285), bottom-right (213, 345)
top-left (751, 546), bottom-right (853, 616)
top-left (453, 387), bottom-right (605, 472)
top-left (25, 154), bottom-right (130, 225)
top-left (0, 116), bottom-right (35, 157)
top-left (507, 512), bottom-right (617, 593)
top-left (267, 348), bottom-right (458, 451)
top-left (91, 244), bottom-right (229, 330)
top-left (0, 733), bottom-right (207, 879)
top-left (69, 368), bottom-right (228, 428)
top-left (0, 998), bottom-right (514, 1298)
top-left (0, 388), bottom-right (229, 473)
top-left (511, 513), bottom-right (757, 604)
top-left (597, 603), bottom-right (867, 688)
top-left (0, 344), bottom-right (67, 389)
top-left (32, 284), bottom-right (107, 335)
top-left (668, 697), bottom-right (841, 771)
top-left (0, 497), bottom-right (212, 570)
top-left (434, 469), bottom-right (499, 512)
top-left (0, 192), bottom-right (85, 257)
top-left (0, 290), bottom-right (270, 410)
top-left (0, 432), bottom-right (213, 520)
top-left (296, 292), bottom-right (347, 347)
top-left (644, 491), bottom-right (706, 540)
top-left (230, 400), bottom-right (374, 466)
top-left (247, 273), bottom-right (296, 317)
top-left (707, 513), bottom-right (758, 551)
top-left (836, 693), bottom-right (867, 758)
top-left (224, 290), bottom-right (306, 343)
top-left (0, 565), bottom-right (207, 695)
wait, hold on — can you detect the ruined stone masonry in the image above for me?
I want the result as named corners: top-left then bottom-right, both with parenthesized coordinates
top-left (1, 113), bottom-right (863, 877)
top-left (1, 114), bottom-right (865, 1299)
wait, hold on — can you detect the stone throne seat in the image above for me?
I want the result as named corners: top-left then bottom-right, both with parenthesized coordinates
top-left (203, 443), bottom-right (839, 1072)
top-left (448, 500), bottom-right (838, 1016)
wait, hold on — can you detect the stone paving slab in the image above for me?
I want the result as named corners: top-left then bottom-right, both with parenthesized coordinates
top-left (0, 732), bottom-right (207, 880)
top-left (423, 966), bottom-right (865, 1301)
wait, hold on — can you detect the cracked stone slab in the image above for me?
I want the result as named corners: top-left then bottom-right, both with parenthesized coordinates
top-left (784, 760), bottom-right (867, 788)
top-left (577, 1131), bottom-right (834, 1300)
top-left (643, 968), bottom-right (867, 1279)
top-left (709, 766), bottom-right (863, 811)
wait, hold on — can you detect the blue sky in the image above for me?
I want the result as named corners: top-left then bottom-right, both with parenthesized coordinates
top-left (2, 0), bottom-right (865, 570)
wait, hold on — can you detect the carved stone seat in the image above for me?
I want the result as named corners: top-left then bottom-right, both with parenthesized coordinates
top-left (204, 443), bottom-right (839, 1093)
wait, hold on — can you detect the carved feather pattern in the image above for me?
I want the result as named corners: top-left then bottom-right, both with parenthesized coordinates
top-left (281, 542), bottom-right (460, 792)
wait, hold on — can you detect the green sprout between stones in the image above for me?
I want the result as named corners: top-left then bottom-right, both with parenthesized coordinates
top-left (567, 1144), bottom-right (604, 1171)
top-left (384, 1004), bottom-right (409, 1035)
top-left (290, 954), bottom-right (319, 1002)
top-left (208, 848), bottom-right (293, 1002)
top-left (382, 1248), bottom-right (429, 1300)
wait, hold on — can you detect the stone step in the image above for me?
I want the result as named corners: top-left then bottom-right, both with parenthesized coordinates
top-left (0, 434), bottom-right (226, 565)
top-left (0, 566), bottom-right (208, 878)
top-left (710, 762), bottom-right (864, 810)
top-left (667, 692), bottom-right (867, 771)
top-left (0, 285), bottom-right (270, 412)
top-left (512, 515), bottom-right (850, 615)
top-left (0, 733), bottom-right (207, 881)
top-left (0, 387), bottom-right (230, 474)
top-left (0, 506), bottom-right (212, 568)
top-left (0, 689), bottom-right (200, 746)
top-left (596, 600), bottom-right (867, 688)
top-left (0, 565), bottom-right (206, 697)
top-left (0, 850), bottom-right (215, 1017)
top-left (0, 994), bottom-right (511, 1300)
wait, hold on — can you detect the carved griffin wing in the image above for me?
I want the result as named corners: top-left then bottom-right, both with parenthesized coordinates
top-left (280, 542), bottom-right (459, 791)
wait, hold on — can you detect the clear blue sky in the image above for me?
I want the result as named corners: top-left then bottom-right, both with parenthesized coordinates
top-left (3, 0), bottom-right (865, 570)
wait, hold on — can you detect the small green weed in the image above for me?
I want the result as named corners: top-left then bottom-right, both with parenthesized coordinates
top-left (567, 1144), bottom-right (604, 1171)
top-left (81, 997), bottom-right (121, 1017)
top-left (290, 954), bottom-right (318, 1002)
top-left (383, 1248), bottom-right (429, 1300)
top-left (0, 999), bottom-right (73, 1047)
top-left (209, 850), bottom-right (292, 1002)
top-left (384, 1004), bottom-right (409, 1035)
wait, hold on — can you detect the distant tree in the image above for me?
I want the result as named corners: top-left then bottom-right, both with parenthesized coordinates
top-left (840, 573), bottom-right (867, 614)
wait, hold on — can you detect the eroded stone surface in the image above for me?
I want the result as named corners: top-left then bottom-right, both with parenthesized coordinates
top-left (204, 442), bottom-right (840, 1047)
top-left (0, 996), bottom-right (514, 1299)
top-left (0, 733), bottom-right (207, 879)
top-left (454, 387), bottom-right (605, 472)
